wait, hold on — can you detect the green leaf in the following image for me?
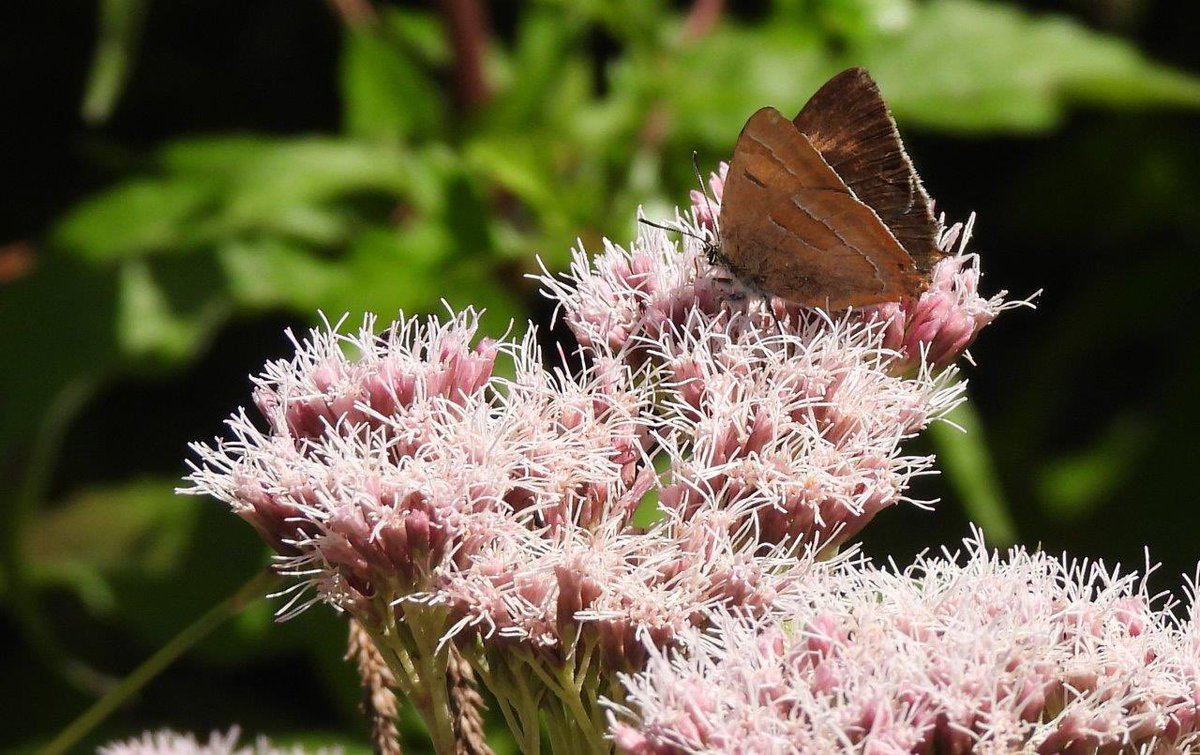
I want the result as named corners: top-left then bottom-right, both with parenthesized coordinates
top-left (81, 0), bottom-right (151, 124)
top-left (324, 223), bottom-right (451, 318)
top-left (858, 0), bottom-right (1200, 133)
top-left (1037, 414), bottom-right (1149, 520)
top-left (217, 140), bottom-right (416, 226)
top-left (217, 238), bottom-right (347, 311)
top-left (486, 9), bottom-right (589, 131)
top-left (665, 25), bottom-right (828, 144)
top-left (810, 0), bottom-right (916, 43)
top-left (340, 26), bottom-right (444, 142)
top-left (51, 179), bottom-right (218, 261)
top-left (165, 137), bottom-right (436, 218)
top-left (443, 174), bottom-right (496, 258)
top-left (382, 7), bottom-right (450, 66)
top-left (159, 138), bottom-right (441, 248)
top-left (116, 258), bottom-right (229, 365)
top-left (465, 136), bottom-right (557, 212)
top-left (19, 478), bottom-right (198, 612)
top-left (0, 253), bottom-right (121, 447)
top-left (157, 134), bottom-right (284, 176)
top-left (928, 401), bottom-right (1019, 545)
top-left (539, 0), bottom-right (663, 44)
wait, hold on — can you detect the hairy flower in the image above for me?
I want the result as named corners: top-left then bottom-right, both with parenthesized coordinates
top-left (610, 533), bottom-right (1200, 754)
top-left (862, 217), bottom-right (1033, 372)
top-left (187, 183), bottom-right (1022, 752)
top-left (689, 161), bottom-right (727, 231)
top-left (184, 312), bottom-right (650, 616)
top-left (98, 728), bottom-right (339, 755)
top-left (539, 214), bottom-right (969, 552)
top-left (183, 311), bottom-right (667, 750)
top-left (650, 314), bottom-right (960, 550)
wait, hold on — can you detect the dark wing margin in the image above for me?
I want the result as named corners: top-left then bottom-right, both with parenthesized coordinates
top-left (793, 67), bottom-right (943, 273)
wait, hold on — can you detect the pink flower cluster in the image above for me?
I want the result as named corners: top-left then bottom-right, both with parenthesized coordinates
top-left (185, 311), bottom-right (663, 633)
top-left (99, 728), bottom-right (337, 755)
top-left (187, 192), bottom-right (995, 653)
top-left (650, 315), bottom-right (959, 549)
top-left (539, 200), bottom-right (979, 552)
top-left (611, 533), bottom-right (1200, 754)
top-left (185, 192), bottom-right (1018, 749)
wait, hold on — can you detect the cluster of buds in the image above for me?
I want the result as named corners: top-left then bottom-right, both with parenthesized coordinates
top-left (184, 189), bottom-right (1022, 753)
top-left (98, 728), bottom-right (336, 755)
top-left (650, 316), bottom-right (958, 549)
top-left (612, 532), bottom-right (1200, 754)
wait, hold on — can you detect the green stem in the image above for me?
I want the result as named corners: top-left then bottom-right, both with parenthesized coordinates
top-left (473, 654), bottom-right (541, 753)
top-left (551, 664), bottom-right (605, 751)
top-left (580, 662), bottom-right (608, 742)
top-left (2, 378), bottom-right (115, 693)
top-left (374, 607), bottom-right (458, 753)
top-left (515, 647), bottom-right (606, 754)
top-left (416, 649), bottom-right (458, 753)
top-left (507, 656), bottom-right (546, 754)
top-left (486, 682), bottom-right (526, 751)
top-left (43, 569), bottom-right (280, 755)
top-left (930, 401), bottom-right (1019, 545)
top-left (543, 709), bottom-right (574, 755)
top-left (374, 612), bottom-right (419, 700)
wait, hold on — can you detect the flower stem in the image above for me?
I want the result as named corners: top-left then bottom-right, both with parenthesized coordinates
top-left (375, 608), bottom-right (460, 753)
top-left (43, 568), bottom-right (279, 755)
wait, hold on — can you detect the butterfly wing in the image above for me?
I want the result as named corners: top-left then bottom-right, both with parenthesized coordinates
top-left (793, 68), bottom-right (943, 274)
top-left (719, 106), bottom-right (923, 309)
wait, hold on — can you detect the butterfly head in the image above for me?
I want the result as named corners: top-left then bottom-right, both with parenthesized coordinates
top-left (701, 230), bottom-right (728, 270)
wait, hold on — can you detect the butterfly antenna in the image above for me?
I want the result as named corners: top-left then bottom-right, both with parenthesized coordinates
top-left (692, 150), bottom-right (719, 236)
top-left (638, 216), bottom-right (706, 243)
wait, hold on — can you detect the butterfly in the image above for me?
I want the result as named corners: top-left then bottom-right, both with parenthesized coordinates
top-left (705, 67), bottom-right (944, 309)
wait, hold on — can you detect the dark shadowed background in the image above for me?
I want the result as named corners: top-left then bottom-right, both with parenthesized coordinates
top-left (4, 0), bottom-right (1200, 751)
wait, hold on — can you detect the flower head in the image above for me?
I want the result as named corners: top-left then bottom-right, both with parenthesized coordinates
top-left (862, 217), bottom-right (1034, 372)
top-left (187, 183), bottom-right (1023, 751)
top-left (98, 728), bottom-right (339, 755)
top-left (651, 315), bottom-right (959, 550)
top-left (183, 312), bottom-right (652, 620)
top-left (610, 532), bottom-right (1200, 754)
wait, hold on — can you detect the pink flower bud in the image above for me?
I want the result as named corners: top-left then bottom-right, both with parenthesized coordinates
top-left (689, 162), bottom-right (728, 232)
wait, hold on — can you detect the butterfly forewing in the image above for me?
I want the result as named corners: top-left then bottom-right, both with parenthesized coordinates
top-left (719, 106), bottom-right (923, 308)
top-left (792, 68), bottom-right (942, 273)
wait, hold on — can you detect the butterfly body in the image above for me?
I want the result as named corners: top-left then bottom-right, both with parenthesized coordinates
top-left (713, 68), bottom-right (943, 309)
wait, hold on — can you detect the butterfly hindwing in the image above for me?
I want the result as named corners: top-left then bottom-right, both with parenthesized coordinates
top-left (719, 106), bottom-right (923, 308)
top-left (792, 68), bottom-right (943, 274)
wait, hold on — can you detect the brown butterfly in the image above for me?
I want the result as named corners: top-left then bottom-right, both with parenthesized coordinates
top-left (709, 67), bottom-right (944, 309)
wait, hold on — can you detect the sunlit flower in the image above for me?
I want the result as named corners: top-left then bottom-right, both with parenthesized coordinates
top-left (610, 532), bottom-right (1200, 754)
top-left (97, 728), bottom-right (339, 755)
top-left (862, 217), bottom-right (1033, 372)
top-left (184, 313), bottom-right (650, 614)
top-left (187, 186), bottom-right (1022, 751)
top-left (689, 161), bottom-right (727, 231)
top-left (539, 219), bottom-right (968, 553)
top-left (651, 314), bottom-right (960, 550)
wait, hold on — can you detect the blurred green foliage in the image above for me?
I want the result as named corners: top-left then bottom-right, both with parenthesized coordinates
top-left (4, 0), bottom-right (1200, 751)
